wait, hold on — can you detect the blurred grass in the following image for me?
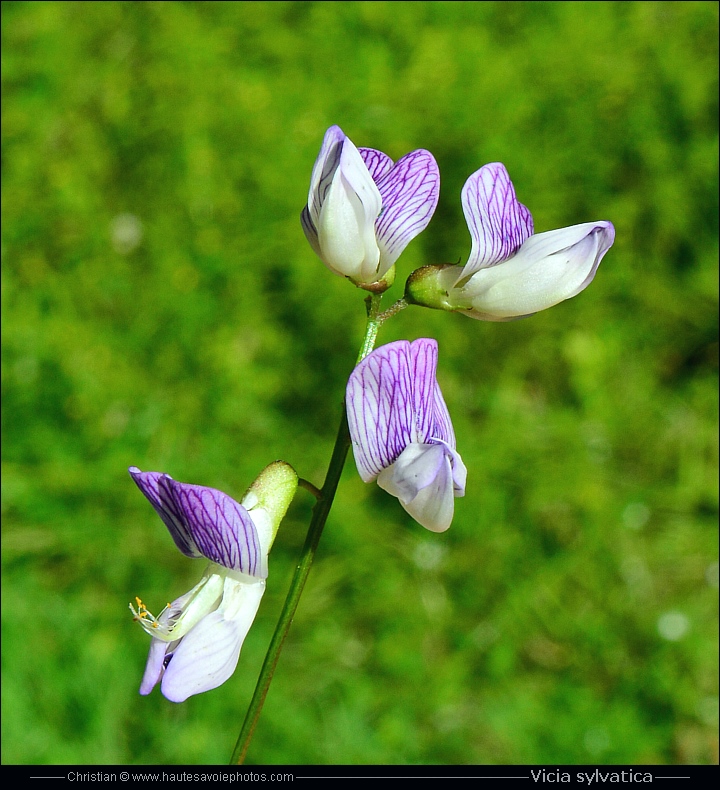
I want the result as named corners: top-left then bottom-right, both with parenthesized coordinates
top-left (1, 0), bottom-right (718, 766)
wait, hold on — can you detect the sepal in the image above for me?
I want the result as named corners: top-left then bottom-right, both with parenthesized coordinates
top-left (404, 264), bottom-right (468, 312)
top-left (241, 461), bottom-right (298, 555)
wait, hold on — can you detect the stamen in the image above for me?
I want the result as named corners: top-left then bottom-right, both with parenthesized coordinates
top-left (129, 597), bottom-right (152, 621)
top-left (129, 596), bottom-right (168, 632)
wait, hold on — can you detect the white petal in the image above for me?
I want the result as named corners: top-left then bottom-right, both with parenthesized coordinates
top-left (377, 442), bottom-right (446, 502)
top-left (402, 458), bottom-right (455, 533)
top-left (317, 140), bottom-right (382, 281)
top-left (160, 578), bottom-right (265, 703)
top-left (377, 442), bottom-right (457, 533)
top-left (159, 571), bottom-right (225, 641)
top-left (139, 637), bottom-right (172, 696)
top-left (447, 221), bottom-right (614, 320)
top-left (338, 137), bottom-right (383, 224)
top-left (307, 125), bottom-right (345, 227)
top-left (442, 441), bottom-right (468, 496)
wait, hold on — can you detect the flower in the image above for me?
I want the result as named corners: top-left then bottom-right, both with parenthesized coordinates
top-left (128, 461), bottom-right (297, 702)
top-left (405, 162), bottom-right (615, 320)
top-left (301, 125), bottom-right (440, 287)
top-left (346, 338), bottom-right (466, 532)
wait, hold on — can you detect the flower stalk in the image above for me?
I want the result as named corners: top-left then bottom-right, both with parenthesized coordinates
top-left (297, 478), bottom-right (322, 501)
top-left (230, 293), bottom-right (384, 765)
top-left (376, 297), bottom-right (408, 324)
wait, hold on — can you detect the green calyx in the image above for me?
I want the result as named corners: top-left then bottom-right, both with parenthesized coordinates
top-left (404, 264), bottom-right (465, 312)
top-left (351, 264), bottom-right (395, 294)
top-left (243, 461), bottom-right (298, 549)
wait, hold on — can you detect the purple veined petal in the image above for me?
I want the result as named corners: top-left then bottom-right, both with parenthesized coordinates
top-left (374, 149), bottom-right (440, 269)
top-left (300, 205), bottom-right (321, 257)
top-left (407, 339), bottom-right (456, 448)
top-left (346, 338), bottom-right (453, 481)
top-left (160, 578), bottom-right (265, 703)
top-left (431, 380), bottom-right (456, 449)
top-left (358, 147), bottom-right (394, 182)
top-left (406, 338), bottom-right (456, 449)
top-left (459, 162), bottom-right (534, 278)
top-left (307, 125), bottom-right (346, 226)
top-left (347, 340), bottom-right (465, 532)
top-left (129, 467), bottom-right (202, 559)
top-left (161, 478), bottom-right (266, 578)
top-left (406, 338), bottom-right (440, 444)
top-left (346, 340), bottom-right (415, 482)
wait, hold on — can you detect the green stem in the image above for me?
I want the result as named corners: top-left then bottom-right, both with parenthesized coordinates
top-left (230, 293), bottom-right (384, 765)
top-left (376, 297), bottom-right (408, 325)
top-left (297, 477), bottom-right (322, 500)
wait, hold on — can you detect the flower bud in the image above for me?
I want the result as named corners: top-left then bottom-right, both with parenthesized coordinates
top-left (302, 126), bottom-right (440, 286)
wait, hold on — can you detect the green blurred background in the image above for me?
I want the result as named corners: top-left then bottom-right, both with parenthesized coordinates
top-left (2, 0), bottom-right (718, 766)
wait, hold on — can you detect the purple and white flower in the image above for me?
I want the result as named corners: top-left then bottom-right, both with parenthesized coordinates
top-left (129, 461), bottom-right (297, 703)
top-left (406, 163), bottom-right (614, 320)
top-left (301, 125), bottom-right (440, 286)
top-left (346, 339), bottom-right (466, 533)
